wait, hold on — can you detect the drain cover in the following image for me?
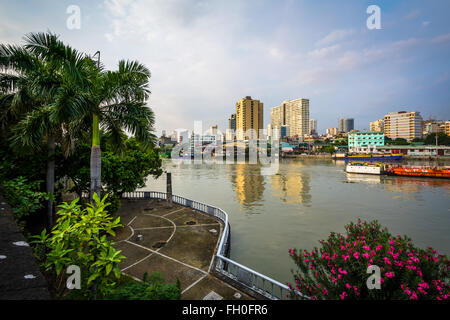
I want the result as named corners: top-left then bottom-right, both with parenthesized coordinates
top-left (153, 241), bottom-right (166, 249)
top-left (186, 221), bottom-right (197, 225)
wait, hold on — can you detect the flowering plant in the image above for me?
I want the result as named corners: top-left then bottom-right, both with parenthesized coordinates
top-left (288, 219), bottom-right (449, 300)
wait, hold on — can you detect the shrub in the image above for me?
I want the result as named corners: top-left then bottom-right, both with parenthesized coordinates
top-left (288, 219), bottom-right (450, 300)
top-left (106, 272), bottom-right (181, 300)
top-left (2, 176), bottom-right (52, 229)
top-left (31, 194), bottom-right (125, 299)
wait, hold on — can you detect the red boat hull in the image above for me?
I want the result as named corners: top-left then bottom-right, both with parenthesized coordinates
top-left (388, 167), bottom-right (450, 178)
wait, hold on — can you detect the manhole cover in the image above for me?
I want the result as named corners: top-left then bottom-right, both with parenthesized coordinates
top-left (186, 221), bottom-right (197, 225)
top-left (152, 241), bottom-right (166, 249)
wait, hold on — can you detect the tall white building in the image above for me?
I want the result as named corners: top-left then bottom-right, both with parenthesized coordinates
top-left (309, 119), bottom-right (317, 135)
top-left (270, 98), bottom-right (309, 141)
top-left (384, 111), bottom-right (423, 141)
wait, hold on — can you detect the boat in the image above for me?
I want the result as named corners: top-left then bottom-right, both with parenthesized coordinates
top-left (334, 152), bottom-right (403, 160)
top-left (385, 166), bottom-right (450, 179)
top-left (345, 162), bottom-right (384, 175)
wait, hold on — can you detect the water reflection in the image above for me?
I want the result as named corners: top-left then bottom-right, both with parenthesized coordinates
top-left (346, 173), bottom-right (381, 184)
top-left (229, 164), bottom-right (265, 207)
top-left (270, 168), bottom-right (312, 205)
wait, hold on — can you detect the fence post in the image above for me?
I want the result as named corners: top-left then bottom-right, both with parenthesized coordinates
top-left (166, 172), bottom-right (173, 208)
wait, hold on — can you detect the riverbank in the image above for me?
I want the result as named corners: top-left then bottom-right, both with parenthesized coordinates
top-left (282, 154), bottom-right (450, 162)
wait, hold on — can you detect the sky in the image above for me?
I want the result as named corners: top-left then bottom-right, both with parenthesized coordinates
top-left (1, 0), bottom-right (449, 135)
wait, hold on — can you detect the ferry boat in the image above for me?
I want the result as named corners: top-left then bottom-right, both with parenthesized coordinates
top-left (385, 166), bottom-right (450, 179)
top-left (334, 152), bottom-right (403, 160)
top-left (345, 162), bottom-right (384, 175)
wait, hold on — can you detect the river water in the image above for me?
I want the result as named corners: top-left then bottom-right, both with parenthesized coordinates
top-left (141, 158), bottom-right (450, 284)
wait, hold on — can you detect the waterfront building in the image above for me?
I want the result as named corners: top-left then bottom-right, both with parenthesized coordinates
top-left (236, 96), bottom-right (263, 140)
top-left (423, 120), bottom-right (445, 136)
top-left (228, 114), bottom-right (236, 130)
top-left (270, 98), bottom-right (309, 141)
top-left (370, 119), bottom-right (384, 132)
top-left (446, 121), bottom-right (450, 136)
top-left (280, 125), bottom-right (290, 138)
top-left (384, 111), bottom-right (423, 141)
top-left (309, 119), bottom-right (317, 135)
top-left (348, 131), bottom-right (385, 153)
top-left (374, 145), bottom-right (450, 156)
top-left (338, 118), bottom-right (354, 133)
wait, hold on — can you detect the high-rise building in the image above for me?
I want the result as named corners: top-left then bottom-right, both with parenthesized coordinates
top-left (338, 118), bottom-right (354, 133)
top-left (326, 128), bottom-right (338, 136)
top-left (209, 125), bottom-right (218, 135)
top-left (370, 119), bottom-right (384, 132)
top-left (384, 111), bottom-right (423, 141)
top-left (270, 98), bottom-right (309, 141)
top-left (446, 121), bottom-right (450, 136)
top-left (235, 96), bottom-right (263, 140)
top-left (228, 114), bottom-right (236, 130)
top-left (309, 119), bottom-right (317, 135)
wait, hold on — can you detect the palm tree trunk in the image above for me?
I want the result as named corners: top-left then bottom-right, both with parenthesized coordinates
top-left (90, 114), bottom-right (101, 200)
top-left (46, 135), bottom-right (55, 229)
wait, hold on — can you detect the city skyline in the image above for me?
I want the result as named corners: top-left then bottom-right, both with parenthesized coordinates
top-left (1, 1), bottom-right (449, 135)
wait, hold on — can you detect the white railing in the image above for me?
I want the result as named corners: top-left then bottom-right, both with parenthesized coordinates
top-left (122, 190), bottom-right (300, 300)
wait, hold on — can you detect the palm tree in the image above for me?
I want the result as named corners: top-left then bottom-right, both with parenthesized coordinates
top-left (0, 32), bottom-right (88, 228)
top-left (85, 59), bottom-right (155, 199)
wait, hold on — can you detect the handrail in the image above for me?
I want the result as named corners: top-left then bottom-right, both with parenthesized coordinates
top-left (121, 190), bottom-right (302, 300)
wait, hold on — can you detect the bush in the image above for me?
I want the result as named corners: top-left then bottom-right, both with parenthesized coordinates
top-left (31, 194), bottom-right (125, 299)
top-left (2, 176), bottom-right (52, 229)
top-left (288, 219), bottom-right (450, 300)
top-left (106, 272), bottom-right (181, 300)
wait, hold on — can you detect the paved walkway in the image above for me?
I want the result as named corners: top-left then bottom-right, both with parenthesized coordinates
top-left (114, 198), bottom-right (252, 300)
top-left (0, 192), bottom-right (51, 299)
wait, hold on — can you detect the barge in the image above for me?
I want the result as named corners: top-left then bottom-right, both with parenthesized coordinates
top-left (345, 162), bottom-right (383, 175)
top-left (385, 166), bottom-right (450, 179)
top-left (334, 152), bottom-right (403, 160)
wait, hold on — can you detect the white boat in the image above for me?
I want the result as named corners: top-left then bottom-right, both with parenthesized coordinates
top-left (345, 162), bottom-right (383, 175)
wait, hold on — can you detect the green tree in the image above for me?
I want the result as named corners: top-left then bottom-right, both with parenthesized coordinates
top-left (0, 32), bottom-right (89, 228)
top-left (62, 136), bottom-right (162, 213)
top-left (424, 132), bottom-right (450, 146)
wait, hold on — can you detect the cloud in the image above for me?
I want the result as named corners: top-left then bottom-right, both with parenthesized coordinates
top-left (308, 44), bottom-right (340, 59)
top-left (316, 29), bottom-right (355, 47)
top-left (405, 9), bottom-right (421, 20)
top-left (422, 21), bottom-right (431, 27)
top-left (431, 33), bottom-right (450, 44)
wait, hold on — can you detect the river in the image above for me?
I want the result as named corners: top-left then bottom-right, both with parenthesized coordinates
top-left (140, 158), bottom-right (450, 285)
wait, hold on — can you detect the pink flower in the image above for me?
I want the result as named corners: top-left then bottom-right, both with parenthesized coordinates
top-left (353, 252), bottom-right (360, 259)
top-left (338, 268), bottom-right (347, 275)
top-left (362, 253), bottom-right (370, 259)
top-left (340, 291), bottom-right (348, 300)
top-left (346, 283), bottom-right (351, 289)
top-left (385, 272), bottom-right (395, 278)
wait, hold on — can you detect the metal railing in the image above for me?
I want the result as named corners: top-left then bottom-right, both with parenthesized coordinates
top-left (122, 190), bottom-right (297, 300)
